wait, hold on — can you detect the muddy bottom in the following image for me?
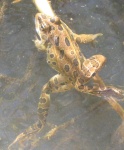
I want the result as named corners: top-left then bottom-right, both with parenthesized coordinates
top-left (0, 0), bottom-right (124, 150)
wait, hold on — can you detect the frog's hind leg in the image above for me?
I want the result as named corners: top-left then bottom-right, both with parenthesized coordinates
top-left (8, 74), bottom-right (73, 149)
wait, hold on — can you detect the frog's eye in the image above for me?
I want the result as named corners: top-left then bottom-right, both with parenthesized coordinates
top-left (50, 16), bottom-right (60, 24)
top-left (37, 16), bottom-right (49, 31)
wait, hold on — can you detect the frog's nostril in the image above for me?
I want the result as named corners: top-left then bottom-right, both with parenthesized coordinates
top-left (39, 22), bottom-right (45, 29)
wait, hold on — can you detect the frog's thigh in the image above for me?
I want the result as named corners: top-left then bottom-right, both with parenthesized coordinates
top-left (73, 33), bottom-right (103, 44)
top-left (43, 74), bottom-right (73, 94)
top-left (37, 74), bottom-right (73, 135)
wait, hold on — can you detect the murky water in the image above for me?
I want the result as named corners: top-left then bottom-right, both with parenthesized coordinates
top-left (0, 0), bottom-right (124, 150)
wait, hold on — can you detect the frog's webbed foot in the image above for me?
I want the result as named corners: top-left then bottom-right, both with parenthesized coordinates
top-left (90, 86), bottom-right (124, 120)
top-left (44, 118), bottom-right (75, 140)
top-left (8, 121), bottom-right (43, 150)
top-left (44, 125), bottom-right (58, 140)
top-left (73, 33), bottom-right (103, 44)
top-left (97, 86), bottom-right (124, 101)
top-left (92, 73), bottom-right (124, 100)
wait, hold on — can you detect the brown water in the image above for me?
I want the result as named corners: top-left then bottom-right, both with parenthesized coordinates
top-left (0, 0), bottom-right (124, 149)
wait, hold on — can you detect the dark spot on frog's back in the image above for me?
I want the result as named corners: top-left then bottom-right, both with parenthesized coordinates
top-left (58, 25), bottom-right (63, 31)
top-left (69, 78), bottom-right (72, 81)
top-left (48, 81), bottom-right (52, 89)
top-left (65, 37), bottom-right (70, 46)
top-left (54, 77), bottom-right (58, 84)
top-left (47, 60), bottom-right (51, 64)
top-left (71, 51), bottom-right (74, 55)
top-left (52, 62), bottom-right (56, 65)
top-left (59, 50), bottom-right (64, 59)
top-left (78, 78), bottom-right (84, 84)
top-left (64, 65), bottom-right (70, 72)
top-left (73, 71), bottom-right (78, 78)
top-left (50, 54), bottom-right (54, 58)
top-left (50, 26), bottom-right (55, 30)
top-left (73, 58), bottom-right (79, 66)
top-left (60, 82), bottom-right (66, 85)
top-left (54, 36), bottom-right (59, 46)
top-left (78, 85), bottom-right (84, 90)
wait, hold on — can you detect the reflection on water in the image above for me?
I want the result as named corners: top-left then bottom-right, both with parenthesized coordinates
top-left (0, 0), bottom-right (124, 149)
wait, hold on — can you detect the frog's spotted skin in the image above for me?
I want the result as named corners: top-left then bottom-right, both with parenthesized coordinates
top-left (8, 13), bottom-right (106, 149)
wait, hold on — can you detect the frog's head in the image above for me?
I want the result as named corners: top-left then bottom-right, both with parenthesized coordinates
top-left (34, 13), bottom-right (50, 51)
top-left (35, 13), bottom-right (50, 39)
top-left (35, 13), bottom-right (60, 35)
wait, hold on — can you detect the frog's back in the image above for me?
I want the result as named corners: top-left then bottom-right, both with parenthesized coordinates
top-left (46, 18), bottom-right (83, 79)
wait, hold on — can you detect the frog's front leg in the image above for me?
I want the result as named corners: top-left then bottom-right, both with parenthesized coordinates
top-left (34, 37), bottom-right (47, 51)
top-left (34, 33), bottom-right (49, 52)
top-left (73, 33), bottom-right (103, 44)
top-left (8, 74), bottom-right (73, 149)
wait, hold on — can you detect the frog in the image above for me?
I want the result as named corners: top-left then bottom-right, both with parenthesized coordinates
top-left (9, 12), bottom-right (124, 149)
top-left (34, 12), bottom-right (106, 135)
